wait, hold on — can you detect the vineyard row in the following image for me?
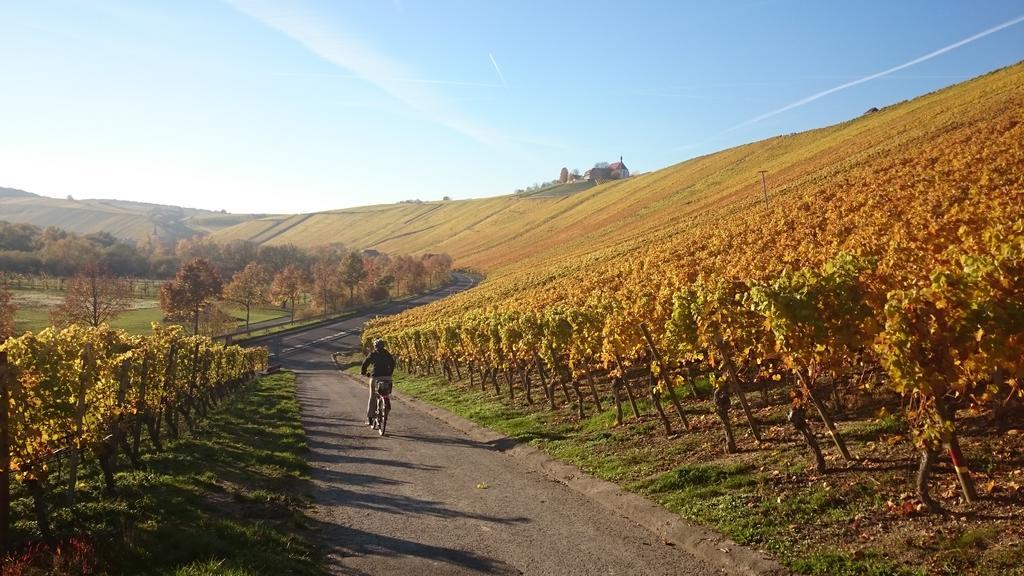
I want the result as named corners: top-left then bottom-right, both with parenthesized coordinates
top-left (364, 218), bottom-right (1024, 511)
top-left (0, 324), bottom-right (269, 550)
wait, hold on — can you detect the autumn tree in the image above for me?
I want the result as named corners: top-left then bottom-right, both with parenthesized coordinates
top-left (223, 262), bottom-right (269, 329)
top-left (422, 253), bottom-right (453, 286)
top-left (387, 255), bottom-right (421, 296)
top-left (559, 167), bottom-right (569, 183)
top-left (309, 260), bottom-right (341, 315)
top-left (160, 257), bottom-right (223, 334)
top-left (341, 251), bottom-right (367, 304)
top-left (40, 236), bottom-right (101, 276)
top-left (271, 265), bottom-right (305, 321)
top-left (50, 262), bottom-right (132, 328)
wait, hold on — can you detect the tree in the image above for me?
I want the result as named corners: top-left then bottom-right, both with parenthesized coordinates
top-left (341, 251), bottom-right (367, 304)
top-left (174, 236), bottom-right (222, 268)
top-left (559, 167), bottom-right (569, 183)
top-left (257, 243), bottom-right (308, 275)
top-left (160, 257), bottom-right (223, 334)
top-left (219, 240), bottom-right (259, 278)
top-left (39, 236), bottom-right (100, 276)
top-left (0, 221), bottom-right (40, 251)
top-left (422, 253), bottom-right (453, 286)
top-left (50, 263), bottom-right (131, 328)
top-left (369, 273), bottom-right (394, 301)
top-left (271, 265), bottom-right (305, 321)
top-left (223, 262), bottom-right (269, 329)
top-left (309, 260), bottom-right (341, 315)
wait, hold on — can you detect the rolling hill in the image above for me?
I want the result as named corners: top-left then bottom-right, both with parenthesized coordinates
top-left (0, 188), bottom-right (269, 243)
top-left (212, 62), bottom-right (1024, 280)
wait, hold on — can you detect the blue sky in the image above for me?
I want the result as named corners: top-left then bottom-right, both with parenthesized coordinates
top-left (1, 1), bottom-right (1022, 214)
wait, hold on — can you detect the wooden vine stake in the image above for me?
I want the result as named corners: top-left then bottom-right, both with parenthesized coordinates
top-left (639, 323), bottom-right (689, 430)
top-left (610, 376), bottom-right (625, 426)
top-left (612, 351), bottom-right (642, 421)
top-left (939, 400), bottom-right (977, 505)
top-left (516, 360), bottom-right (533, 405)
top-left (794, 368), bottom-right (853, 461)
top-left (533, 352), bottom-right (555, 410)
top-left (713, 337), bottom-right (763, 444)
top-left (647, 368), bottom-right (673, 436)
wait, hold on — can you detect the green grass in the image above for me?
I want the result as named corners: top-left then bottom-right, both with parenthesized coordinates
top-left (12, 306), bottom-right (50, 334)
top-left (846, 412), bottom-right (907, 441)
top-left (12, 292), bottom-right (289, 337)
top-left (791, 551), bottom-right (924, 576)
top-left (5, 372), bottom-right (324, 576)
top-left (220, 305), bottom-right (289, 325)
top-left (106, 307), bottom-right (166, 333)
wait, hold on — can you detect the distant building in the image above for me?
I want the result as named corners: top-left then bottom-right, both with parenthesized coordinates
top-left (585, 156), bottom-right (629, 181)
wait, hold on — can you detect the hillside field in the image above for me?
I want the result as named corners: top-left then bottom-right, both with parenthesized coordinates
top-left (0, 187), bottom-right (269, 243)
top-left (212, 63), bottom-right (1023, 288)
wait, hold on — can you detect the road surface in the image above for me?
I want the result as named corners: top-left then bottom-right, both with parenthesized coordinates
top-left (271, 274), bottom-right (722, 575)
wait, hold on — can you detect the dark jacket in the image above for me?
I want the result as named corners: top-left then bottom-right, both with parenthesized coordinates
top-left (361, 349), bottom-right (396, 377)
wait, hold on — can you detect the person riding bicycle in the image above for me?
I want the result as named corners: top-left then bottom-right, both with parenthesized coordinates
top-left (361, 338), bottom-right (396, 427)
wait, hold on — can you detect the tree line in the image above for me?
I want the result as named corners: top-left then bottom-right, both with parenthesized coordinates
top-left (0, 220), bottom-right (451, 283)
top-left (157, 248), bottom-right (451, 335)
top-left (0, 220), bottom-right (452, 338)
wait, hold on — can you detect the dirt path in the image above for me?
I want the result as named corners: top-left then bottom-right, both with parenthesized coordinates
top-left (296, 369), bottom-right (723, 575)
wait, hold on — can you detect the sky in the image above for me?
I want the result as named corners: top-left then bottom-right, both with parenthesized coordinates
top-left (1, 1), bottom-right (1022, 215)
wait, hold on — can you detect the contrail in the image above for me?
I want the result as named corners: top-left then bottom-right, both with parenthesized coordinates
top-left (489, 52), bottom-right (507, 86)
top-left (727, 13), bottom-right (1024, 132)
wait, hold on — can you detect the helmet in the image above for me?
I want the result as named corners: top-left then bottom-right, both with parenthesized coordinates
top-left (373, 338), bottom-right (386, 351)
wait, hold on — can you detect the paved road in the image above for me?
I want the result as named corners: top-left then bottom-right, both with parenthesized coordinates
top-left (251, 273), bottom-right (478, 370)
top-left (272, 274), bottom-right (721, 575)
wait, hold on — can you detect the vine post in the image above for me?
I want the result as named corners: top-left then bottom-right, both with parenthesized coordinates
top-left (715, 338), bottom-right (763, 443)
top-left (795, 368), bottom-right (853, 461)
top-left (613, 352), bottom-right (642, 420)
top-left (640, 323), bottom-right (689, 430)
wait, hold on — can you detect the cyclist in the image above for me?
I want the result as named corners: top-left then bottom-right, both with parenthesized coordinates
top-left (360, 338), bottom-right (396, 428)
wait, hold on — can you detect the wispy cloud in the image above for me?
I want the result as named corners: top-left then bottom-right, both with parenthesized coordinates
top-left (488, 52), bottom-right (507, 86)
top-left (224, 0), bottom-right (503, 145)
top-left (726, 13), bottom-right (1024, 132)
top-left (266, 71), bottom-right (503, 88)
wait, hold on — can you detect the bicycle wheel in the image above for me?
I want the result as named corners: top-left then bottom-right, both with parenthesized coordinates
top-left (378, 396), bottom-right (388, 436)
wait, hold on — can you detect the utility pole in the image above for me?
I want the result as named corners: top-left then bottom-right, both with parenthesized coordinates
top-left (758, 170), bottom-right (769, 211)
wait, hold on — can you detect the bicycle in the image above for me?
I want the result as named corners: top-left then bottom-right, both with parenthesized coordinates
top-left (370, 377), bottom-right (392, 436)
